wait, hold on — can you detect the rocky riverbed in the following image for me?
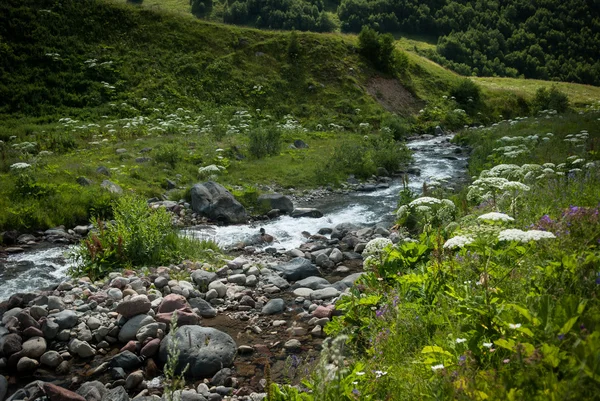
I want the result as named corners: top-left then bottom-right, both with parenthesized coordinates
top-left (0, 222), bottom-right (396, 401)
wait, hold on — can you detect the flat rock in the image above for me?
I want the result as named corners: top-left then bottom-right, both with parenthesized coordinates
top-left (49, 310), bottom-right (79, 330)
top-left (290, 208), bottom-right (323, 218)
top-left (310, 287), bottom-right (340, 300)
top-left (188, 297), bottom-right (217, 318)
top-left (159, 326), bottom-right (236, 378)
top-left (272, 258), bottom-right (320, 282)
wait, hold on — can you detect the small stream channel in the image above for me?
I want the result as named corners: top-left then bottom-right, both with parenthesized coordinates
top-left (0, 134), bottom-right (468, 300)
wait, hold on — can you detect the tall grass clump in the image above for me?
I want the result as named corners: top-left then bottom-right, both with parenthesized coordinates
top-left (70, 194), bottom-right (220, 280)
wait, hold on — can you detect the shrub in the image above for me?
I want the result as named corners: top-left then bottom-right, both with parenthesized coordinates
top-left (70, 195), bottom-right (220, 280)
top-left (154, 143), bottom-right (184, 168)
top-left (248, 126), bottom-right (281, 159)
top-left (533, 86), bottom-right (570, 113)
top-left (357, 27), bottom-right (401, 73)
top-left (450, 78), bottom-right (482, 109)
top-left (380, 115), bottom-right (410, 140)
top-left (190, 0), bottom-right (212, 17)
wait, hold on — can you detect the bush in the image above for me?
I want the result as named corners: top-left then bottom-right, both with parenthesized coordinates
top-left (358, 27), bottom-right (400, 73)
top-left (70, 195), bottom-right (220, 280)
top-left (380, 115), bottom-right (410, 140)
top-left (533, 86), bottom-right (570, 113)
top-left (190, 0), bottom-right (212, 17)
top-left (154, 143), bottom-right (184, 168)
top-left (450, 78), bottom-right (482, 110)
top-left (248, 126), bottom-right (281, 159)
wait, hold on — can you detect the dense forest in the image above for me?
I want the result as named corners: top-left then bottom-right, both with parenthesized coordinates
top-left (206, 0), bottom-right (600, 85)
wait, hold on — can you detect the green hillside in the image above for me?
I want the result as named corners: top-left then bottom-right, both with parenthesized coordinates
top-left (0, 0), bottom-right (386, 121)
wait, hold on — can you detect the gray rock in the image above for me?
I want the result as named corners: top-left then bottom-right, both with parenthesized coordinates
top-left (29, 305), bottom-right (48, 320)
top-left (110, 351), bottom-right (141, 370)
top-left (261, 298), bottom-right (285, 315)
top-left (21, 337), bottom-right (46, 358)
top-left (284, 339), bottom-right (301, 351)
top-left (77, 381), bottom-right (107, 401)
top-left (1, 333), bottom-right (22, 356)
top-left (73, 225), bottom-right (90, 236)
top-left (272, 258), bottom-right (320, 281)
top-left (47, 295), bottom-right (66, 312)
top-left (108, 288), bottom-right (123, 301)
top-left (291, 276), bottom-right (331, 290)
top-left (77, 177), bottom-right (93, 186)
top-left (101, 180), bottom-right (123, 194)
top-left (331, 223), bottom-right (358, 239)
top-left (40, 350), bottom-right (63, 368)
top-left (69, 338), bottom-right (95, 358)
top-left (227, 274), bottom-right (246, 285)
top-left (49, 310), bottom-right (78, 329)
top-left (42, 319), bottom-right (59, 339)
top-left (188, 298), bottom-right (217, 318)
top-left (315, 253), bottom-right (333, 268)
top-left (341, 272), bottom-right (365, 287)
top-left (101, 386), bottom-right (129, 401)
top-left (159, 326), bottom-right (236, 378)
top-left (180, 390), bottom-right (207, 401)
top-left (96, 166), bottom-right (111, 176)
top-left (264, 274), bottom-right (289, 289)
top-left (293, 139), bottom-right (309, 149)
top-left (310, 287), bottom-right (340, 300)
top-left (191, 270), bottom-right (218, 288)
top-left (257, 194), bottom-right (294, 214)
top-left (116, 295), bottom-right (151, 318)
top-left (190, 181), bottom-right (247, 224)
top-left (118, 315), bottom-right (155, 343)
top-left (125, 370), bottom-right (144, 390)
top-left (329, 248), bottom-right (343, 263)
top-left (290, 208), bottom-right (323, 218)
top-left (17, 356), bottom-right (39, 372)
top-left (208, 281), bottom-right (227, 298)
top-left (87, 317), bottom-right (102, 330)
top-left (136, 322), bottom-right (160, 343)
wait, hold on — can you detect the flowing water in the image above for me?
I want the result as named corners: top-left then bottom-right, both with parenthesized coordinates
top-left (0, 135), bottom-right (468, 300)
top-left (187, 134), bottom-right (469, 249)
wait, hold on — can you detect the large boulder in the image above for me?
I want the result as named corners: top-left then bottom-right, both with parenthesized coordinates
top-left (257, 194), bottom-right (294, 214)
top-left (190, 182), bottom-right (247, 224)
top-left (272, 258), bottom-right (320, 281)
top-left (159, 326), bottom-right (236, 378)
top-left (290, 208), bottom-right (323, 218)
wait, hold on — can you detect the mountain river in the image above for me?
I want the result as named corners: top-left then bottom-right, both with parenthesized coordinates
top-left (0, 134), bottom-right (468, 300)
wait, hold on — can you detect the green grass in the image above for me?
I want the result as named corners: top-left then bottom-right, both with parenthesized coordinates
top-left (472, 77), bottom-right (600, 108)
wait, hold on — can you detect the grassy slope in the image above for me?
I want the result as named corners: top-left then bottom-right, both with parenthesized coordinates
top-left (0, 0), bottom-right (385, 122)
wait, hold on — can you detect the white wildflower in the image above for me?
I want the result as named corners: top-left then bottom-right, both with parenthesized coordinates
top-left (478, 212), bottom-right (514, 222)
top-left (363, 238), bottom-right (393, 258)
top-left (443, 235), bottom-right (474, 249)
top-left (509, 323), bottom-right (522, 329)
top-left (10, 162), bottom-right (31, 170)
top-left (498, 229), bottom-right (556, 242)
top-left (501, 181), bottom-right (530, 192)
top-left (409, 197), bottom-right (442, 206)
top-left (431, 364), bottom-right (445, 371)
top-left (483, 342), bottom-right (493, 348)
top-left (456, 338), bottom-right (467, 344)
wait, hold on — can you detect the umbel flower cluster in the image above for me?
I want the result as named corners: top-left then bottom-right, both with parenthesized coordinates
top-left (396, 196), bottom-right (456, 229)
